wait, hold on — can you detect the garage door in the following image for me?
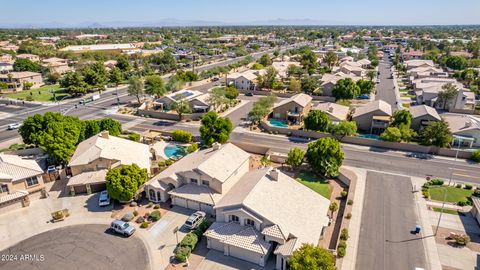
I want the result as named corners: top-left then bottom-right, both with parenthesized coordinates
top-left (0, 199), bottom-right (24, 213)
top-left (200, 203), bottom-right (214, 215)
top-left (90, 183), bottom-right (106, 193)
top-left (187, 200), bottom-right (200, 211)
top-left (173, 197), bottom-right (188, 209)
top-left (228, 245), bottom-right (263, 266)
top-left (208, 237), bottom-right (224, 252)
top-left (74, 185), bottom-right (87, 194)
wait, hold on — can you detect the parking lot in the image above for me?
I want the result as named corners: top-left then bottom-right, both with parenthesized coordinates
top-left (356, 171), bottom-right (427, 270)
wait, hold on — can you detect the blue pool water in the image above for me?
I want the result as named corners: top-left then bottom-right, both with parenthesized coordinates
top-left (268, 119), bottom-right (288, 128)
top-left (164, 144), bottom-right (187, 159)
top-left (357, 134), bottom-right (380, 140)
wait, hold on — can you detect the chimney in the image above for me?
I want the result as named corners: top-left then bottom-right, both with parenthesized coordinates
top-left (465, 121), bottom-right (472, 128)
top-left (212, 142), bottom-right (221, 150)
top-left (100, 130), bottom-right (109, 139)
top-left (328, 105), bottom-right (334, 113)
top-left (269, 168), bottom-right (280, 181)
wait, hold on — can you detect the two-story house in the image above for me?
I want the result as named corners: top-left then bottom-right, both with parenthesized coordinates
top-left (352, 100), bottom-right (392, 134)
top-left (145, 143), bottom-right (250, 214)
top-left (271, 93), bottom-right (312, 124)
top-left (0, 153), bottom-right (45, 212)
top-left (67, 131), bottom-right (151, 194)
top-left (205, 167), bottom-right (330, 269)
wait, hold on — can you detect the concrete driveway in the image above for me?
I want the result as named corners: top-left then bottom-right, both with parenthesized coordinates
top-left (0, 224), bottom-right (149, 270)
top-left (196, 250), bottom-right (275, 270)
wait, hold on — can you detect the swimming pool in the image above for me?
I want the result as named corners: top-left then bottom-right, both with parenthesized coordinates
top-left (357, 134), bottom-right (380, 140)
top-left (268, 119), bottom-right (288, 128)
top-left (164, 144), bottom-right (187, 159)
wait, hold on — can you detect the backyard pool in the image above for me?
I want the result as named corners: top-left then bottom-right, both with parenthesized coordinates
top-left (164, 144), bottom-right (187, 159)
top-left (357, 134), bottom-right (380, 140)
top-left (268, 119), bottom-right (288, 128)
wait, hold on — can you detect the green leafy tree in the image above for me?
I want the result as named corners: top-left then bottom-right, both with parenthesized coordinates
top-left (82, 62), bottom-right (108, 92)
top-left (330, 121), bottom-right (358, 140)
top-left (165, 75), bottom-right (185, 92)
top-left (380, 127), bottom-right (402, 142)
top-left (286, 148), bottom-right (305, 169)
top-left (306, 138), bottom-right (344, 177)
top-left (144, 75), bottom-right (166, 98)
top-left (332, 78), bottom-right (361, 100)
top-left (248, 95), bottom-right (277, 124)
top-left (391, 110), bottom-right (412, 128)
top-left (200, 111), bottom-right (233, 146)
top-left (106, 164), bottom-right (148, 202)
top-left (99, 118), bottom-right (122, 136)
top-left (46, 72), bottom-right (61, 84)
top-left (300, 49), bottom-right (319, 75)
top-left (445, 56), bottom-right (468, 70)
top-left (356, 79), bottom-right (375, 95)
top-left (225, 85), bottom-right (239, 100)
top-left (304, 110), bottom-right (330, 132)
top-left (324, 50), bottom-right (338, 68)
top-left (115, 54), bottom-right (131, 72)
top-left (207, 87), bottom-right (229, 111)
top-left (109, 66), bottom-right (123, 87)
top-left (172, 130), bottom-right (193, 143)
top-left (289, 244), bottom-right (336, 270)
top-left (251, 63), bottom-right (264, 70)
top-left (329, 201), bottom-right (339, 217)
top-left (13, 58), bottom-right (40, 72)
top-left (260, 155), bottom-right (272, 167)
top-left (301, 76), bottom-right (320, 94)
top-left (149, 51), bottom-right (177, 74)
top-left (257, 66), bottom-right (279, 90)
top-left (289, 78), bottom-right (301, 93)
top-left (128, 76), bottom-right (144, 104)
top-left (436, 83), bottom-right (458, 110)
top-left (258, 54), bottom-right (272, 67)
top-left (60, 71), bottom-right (88, 96)
top-left (367, 70), bottom-right (376, 81)
top-left (419, 120), bottom-right (453, 147)
top-left (170, 100), bottom-right (192, 119)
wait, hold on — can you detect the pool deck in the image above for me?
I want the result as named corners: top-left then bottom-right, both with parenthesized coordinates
top-left (152, 140), bottom-right (170, 160)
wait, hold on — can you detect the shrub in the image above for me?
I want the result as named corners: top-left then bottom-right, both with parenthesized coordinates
top-left (147, 202), bottom-right (153, 208)
top-left (337, 240), bottom-right (347, 249)
top-left (422, 190), bottom-right (429, 198)
top-left (429, 179), bottom-right (444, 186)
top-left (180, 232), bottom-right (199, 250)
top-left (122, 213), bottom-right (134, 222)
top-left (464, 184), bottom-right (473, 190)
top-left (128, 132), bottom-right (141, 142)
top-left (194, 219), bottom-right (212, 238)
top-left (149, 210), bottom-right (161, 221)
top-left (337, 246), bottom-right (346, 257)
top-left (340, 228), bottom-right (349, 241)
top-left (340, 191), bottom-right (348, 198)
top-left (158, 161), bottom-right (166, 167)
top-left (456, 184), bottom-right (462, 188)
top-left (471, 150), bottom-right (480, 162)
top-left (133, 210), bottom-right (139, 216)
top-left (140, 221), bottom-right (149, 228)
top-left (452, 234), bottom-right (470, 246)
top-left (165, 159), bottom-right (174, 166)
top-left (287, 131), bottom-right (292, 137)
top-left (345, 213), bottom-right (352, 219)
top-left (136, 216), bottom-right (145, 223)
top-left (347, 199), bottom-right (354, 205)
top-left (186, 143), bottom-right (199, 153)
top-left (153, 204), bottom-right (160, 209)
top-left (130, 201), bottom-right (137, 207)
top-left (457, 200), bottom-right (468, 206)
top-left (174, 246), bottom-right (191, 263)
top-left (473, 189), bottom-right (480, 197)
top-left (172, 130), bottom-right (192, 143)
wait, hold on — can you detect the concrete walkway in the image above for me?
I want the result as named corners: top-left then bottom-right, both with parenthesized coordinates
top-left (437, 243), bottom-right (478, 270)
top-left (340, 167), bottom-right (366, 270)
top-left (411, 177), bottom-right (443, 270)
top-left (429, 211), bottom-right (480, 234)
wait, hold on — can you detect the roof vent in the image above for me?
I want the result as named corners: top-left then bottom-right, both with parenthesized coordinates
top-left (100, 130), bottom-right (109, 139)
top-left (465, 121), bottom-right (472, 127)
top-left (269, 168), bottom-right (280, 181)
top-left (328, 105), bottom-right (334, 112)
top-left (212, 142), bottom-right (221, 150)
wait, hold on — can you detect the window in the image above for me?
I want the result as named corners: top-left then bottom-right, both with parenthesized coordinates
top-left (191, 178), bottom-right (198, 184)
top-left (0, 184), bottom-right (8, 193)
top-left (230, 215), bottom-right (239, 223)
top-left (25, 176), bottom-right (39, 187)
top-left (245, 219), bottom-right (255, 227)
top-left (202, 180), bottom-right (209, 186)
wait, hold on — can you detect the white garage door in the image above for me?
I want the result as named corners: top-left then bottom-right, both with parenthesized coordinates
top-left (200, 203), bottom-right (214, 215)
top-left (173, 197), bottom-right (188, 209)
top-left (208, 237), bottom-right (224, 252)
top-left (188, 201), bottom-right (200, 211)
top-left (0, 199), bottom-right (24, 213)
top-left (228, 245), bottom-right (263, 266)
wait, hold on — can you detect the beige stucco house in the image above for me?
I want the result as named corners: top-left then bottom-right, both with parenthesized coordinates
top-left (352, 100), bottom-right (392, 134)
top-left (313, 102), bottom-right (350, 122)
top-left (443, 115), bottom-right (480, 148)
top-left (16, 53), bottom-right (40, 62)
top-left (205, 167), bottom-right (330, 269)
top-left (67, 131), bottom-right (151, 194)
top-left (41, 57), bottom-right (72, 74)
top-left (409, 105), bottom-right (441, 131)
top-left (145, 143), bottom-right (250, 214)
top-left (0, 154), bottom-right (44, 212)
top-left (271, 93), bottom-right (312, 124)
top-left (0, 71), bottom-right (43, 91)
top-left (227, 70), bottom-right (264, 91)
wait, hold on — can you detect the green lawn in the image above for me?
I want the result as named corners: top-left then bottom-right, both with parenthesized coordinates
top-left (432, 207), bottom-right (462, 216)
top-left (2, 84), bottom-right (69, 102)
top-left (428, 186), bottom-right (473, 203)
top-left (296, 171), bottom-right (331, 199)
top-left (400, 88), bottom-right (411, 92)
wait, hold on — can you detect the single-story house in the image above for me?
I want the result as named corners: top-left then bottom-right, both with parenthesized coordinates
top-left (405, 59), bottom-right (434, 70)
top-left (352, 100), bottom-right (392, 134)
top-left (16, 53), bottom-right (40, 62)
top-left (144, 143), bottom-right (250, 214)
top-left (67, 131), bottom-right (151, 194)
top-left (0, 71), bottom-right (43, 91)
top-left (0, 154), bottom-right (45, 212)
top-left (271, 93), bottom-right (312, 124)
top-left (272, 61), bottom-right (300, 79)
top-left (409, 105), bottom-right (441, 131)
top-left (205, 167), bottom-right (330, 269)
top-left (313, 102), bottom-right (350, 122)
top-left (320, 72), bottom-right (362, 96)
top-left (402, 50), bottom-right (424, 61)
top-left (443, 115), bottom-right (480, 148)
top-left (154, 89), bottom-right (210, 113)
top-left (0, 62), bottom-right (13, 74)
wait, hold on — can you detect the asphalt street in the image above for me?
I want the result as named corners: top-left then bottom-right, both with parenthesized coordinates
top-left (375, 56), bottom-right (400, 110)
top-left (356, 171), bottom-right (426, 270)
top-left (0, 224), bottom-right (149, 270)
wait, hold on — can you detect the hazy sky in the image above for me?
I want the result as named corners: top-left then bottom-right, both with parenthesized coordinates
top-left (1, 0), bottom-right (479, 26)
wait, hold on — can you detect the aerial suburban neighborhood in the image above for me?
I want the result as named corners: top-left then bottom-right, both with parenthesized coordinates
top-left (1, 1), bottom-right (480, 270)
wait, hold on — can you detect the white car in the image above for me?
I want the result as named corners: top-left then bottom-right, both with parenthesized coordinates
top-left (98, 190), bottom-right (111, 206)
top-left (110, 220), bottom-right (135, 237)
top-left (7, 123), bottom-right (22, 130)
top-left (185, 211), bottom-right (206, 230)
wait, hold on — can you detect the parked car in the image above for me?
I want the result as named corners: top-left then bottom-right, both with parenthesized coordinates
top-left (99, 190), bottom-right (111, 207)
top-left (245, 92), bottom-right (254, 96)
top-left (110, 220), bottom-right (136, 236)
top-left (185, 211), bottom-right (206, 230)
top-left (7, 123), bottom-right (22, 130)
top-left (47, 165), bottom-right (57, 174)
top-left (357, 94), bottom-right (370, 100)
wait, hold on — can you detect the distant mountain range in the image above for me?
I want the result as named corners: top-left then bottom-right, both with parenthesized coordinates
top-left (0, 18), bottom-right (339, 28)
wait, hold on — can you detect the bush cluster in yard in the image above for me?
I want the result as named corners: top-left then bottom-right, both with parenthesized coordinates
top-left (174, 246), bottom-right (191, 263)
top-left (172, 130), bottom-right (193, 143)
top-left (464, 184), bottom-right (473, 190)
top-left (337, 240), bottom-right (347, 257)
top-left (140, 221), bottom-right (149, 228)
top-left (149, 210), bottom-right (161, 221)
top-left (340, 228), bottom-right (349, 241)
top-left (174, 219), bottom-right (211, 262)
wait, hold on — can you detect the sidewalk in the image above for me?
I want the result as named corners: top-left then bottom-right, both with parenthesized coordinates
top-left (411, 177), bottom-right (443, 270)
top-left (340, 166), bottom-right (366, 270)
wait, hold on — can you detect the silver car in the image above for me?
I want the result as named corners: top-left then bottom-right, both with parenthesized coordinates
top-left (185, 211), bottom-right (206, 230)
top-left (110, 220), bottom-right (136, 236)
